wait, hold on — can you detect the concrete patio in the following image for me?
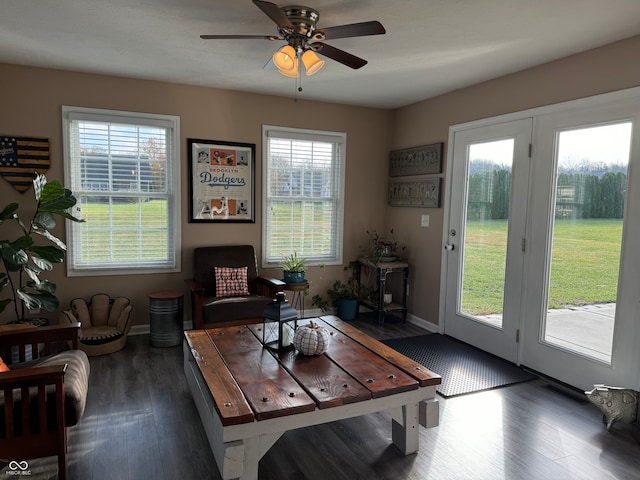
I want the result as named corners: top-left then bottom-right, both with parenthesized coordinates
top-left (479, 303), bottom-right (616, 363)
top-left (545, 303), bottom-right (615, 363)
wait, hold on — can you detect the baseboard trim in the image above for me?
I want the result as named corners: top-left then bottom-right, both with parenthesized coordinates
top-left (128, 313), bottom-right (438, 336)
top-left (406, 314), bottom-right (439, 333)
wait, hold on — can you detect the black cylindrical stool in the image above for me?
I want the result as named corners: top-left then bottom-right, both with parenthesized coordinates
top-left (149, 290), bottom-right (184, 347)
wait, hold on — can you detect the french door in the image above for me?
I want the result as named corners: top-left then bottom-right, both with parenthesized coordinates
top-left (443, 118), bottom-right (532, 363)
top-left (443, 90), bottom-right (640, 389)
top-left (521, 100), bottom-right (640, 389)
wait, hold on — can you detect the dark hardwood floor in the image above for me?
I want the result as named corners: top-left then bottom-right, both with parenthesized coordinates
top-left (3, 315), bottom-right (639, 479)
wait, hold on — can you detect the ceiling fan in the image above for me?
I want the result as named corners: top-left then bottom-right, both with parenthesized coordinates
top-left (200, 0), bottom-right (386, 77)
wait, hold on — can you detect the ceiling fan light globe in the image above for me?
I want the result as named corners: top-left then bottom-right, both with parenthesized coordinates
top-left (273, 45), bottom-right (296, 71)
top-left (302, 50), bottom-right (325, 76)
top-left (277, 58), bottom-right (300, 78)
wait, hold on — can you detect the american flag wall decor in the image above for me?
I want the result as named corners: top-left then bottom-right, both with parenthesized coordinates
top-left (0, 136), bottom-right (51, 192)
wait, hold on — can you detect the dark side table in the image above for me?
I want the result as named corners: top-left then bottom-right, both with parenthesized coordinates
top-left (281, 281), bottom-right (309, 318)
top-left (356, 258), bottom-right (409, 325)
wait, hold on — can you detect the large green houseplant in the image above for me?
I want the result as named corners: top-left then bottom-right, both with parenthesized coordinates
top-left (0, 174), bottom-right (84, 322)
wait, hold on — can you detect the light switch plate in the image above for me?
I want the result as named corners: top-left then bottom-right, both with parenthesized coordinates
top-left (421, 214), bottom-right (430, 227)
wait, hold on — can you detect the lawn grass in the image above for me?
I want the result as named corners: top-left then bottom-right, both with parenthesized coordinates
top-left (79, 199), bottom-right (169, 262)
top-left (461, 218), bottom-right (622, 315)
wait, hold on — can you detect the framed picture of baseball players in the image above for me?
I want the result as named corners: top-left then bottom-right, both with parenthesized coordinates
top-left (188, 138), bottom-right (255, 223)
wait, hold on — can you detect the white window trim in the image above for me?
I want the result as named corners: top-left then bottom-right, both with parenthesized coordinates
top-left (62, 106), bottom-right (181, 276)
top-left (261, 124), bottom-right (346, 268)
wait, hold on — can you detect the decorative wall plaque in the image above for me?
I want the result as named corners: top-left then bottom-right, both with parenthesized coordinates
top-left (389, 177), bottom-right (441, 208)
top-left (389, 143), bottom-right (443, 177)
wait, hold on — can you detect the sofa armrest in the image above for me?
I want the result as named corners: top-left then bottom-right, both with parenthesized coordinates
top-left (0, 323), bottom-right (80, 365)
top-left (0, 363), bottom-right (67, 386)
top-left (256, 276), bottom-right (285, 299)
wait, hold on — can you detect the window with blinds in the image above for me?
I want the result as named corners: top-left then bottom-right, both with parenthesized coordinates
top-left (62, 107), bottom-right (180, 276)
top-left (262, 126), bottom-right (345, 267)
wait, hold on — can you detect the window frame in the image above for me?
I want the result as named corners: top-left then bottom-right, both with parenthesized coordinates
top-left (62, 106), bottom-right (181, 276)
top-left (261, 125), bottom-right (346, 268)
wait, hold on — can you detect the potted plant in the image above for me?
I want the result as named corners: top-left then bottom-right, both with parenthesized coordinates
top-left (0, 174), bottom-right (84, 322)
top-left (311, 262), bottom-right (363, 321)
top-left (280, 251), bottom-right (306, 284)
top-left (361, 228), bottom-right (406, 263)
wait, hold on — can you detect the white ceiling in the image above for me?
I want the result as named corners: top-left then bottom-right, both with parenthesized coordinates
top-left (2, 0), bottom-right (640, 109)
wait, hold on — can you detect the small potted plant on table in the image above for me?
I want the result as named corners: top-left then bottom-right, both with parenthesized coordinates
top-left (280, 251), bottom-right (306, 284)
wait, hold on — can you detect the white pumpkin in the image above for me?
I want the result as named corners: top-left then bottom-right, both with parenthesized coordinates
top-left (294, 320), bottom-right (330, 355)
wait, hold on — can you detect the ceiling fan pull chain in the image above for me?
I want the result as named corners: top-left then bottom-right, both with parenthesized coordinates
top-left (294, 50), bottom-right (302, 102)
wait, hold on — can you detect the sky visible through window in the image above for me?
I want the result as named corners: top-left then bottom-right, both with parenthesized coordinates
top-left (469, 122), bottom-right (632, 169)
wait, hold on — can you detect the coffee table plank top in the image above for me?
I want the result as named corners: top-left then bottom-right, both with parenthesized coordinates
top-left (320, 316), bottom-right (442, 387)
top-left (258, 341), bottom-right (372, 409)
top-left (185, 317), bottom-right (440, 427)
top-left (207, 327), bottom-right (316, 421)
top-left (184, 331), bottom-right (254, 426)
top-left (316, 321), bottom-right (419, 398)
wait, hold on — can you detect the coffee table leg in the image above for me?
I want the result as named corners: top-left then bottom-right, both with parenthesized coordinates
top-left (391, 402), bottom-right (420, 454)
top-left (230, 432), bottom-right (283, 480)
top-left (420, 398), bottom-right (440, 429)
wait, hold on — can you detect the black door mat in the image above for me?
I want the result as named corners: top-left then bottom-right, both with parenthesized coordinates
top-left (382, 334), bottom-right (537, 397)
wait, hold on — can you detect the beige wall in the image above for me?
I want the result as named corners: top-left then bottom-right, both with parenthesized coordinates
top-left (0, 64), bottom-right (393, 325)
top-left (2, 34), bottom-right (640, 328)
top-left (392, 35), bottom-right (640, 326)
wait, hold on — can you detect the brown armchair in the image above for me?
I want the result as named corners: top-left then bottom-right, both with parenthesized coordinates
top-left (0, 323), bottom-right (90, 480)
top-left (185, 245), bottom-right (284, 329)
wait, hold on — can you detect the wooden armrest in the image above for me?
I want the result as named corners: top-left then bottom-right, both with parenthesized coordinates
top-left (184, 278), bottom-right (205, 293)
top-left (256, 276), bottom-right (285, 301)
top-left (257, 276), bottom-right (286, 287)
top-left (0, 364), bottom-right (67, 387)
top-left (0, 323), bottom-right (80, 345)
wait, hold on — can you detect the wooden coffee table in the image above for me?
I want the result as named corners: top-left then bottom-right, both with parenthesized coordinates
top-left (183, 315), bottom-right (441, 480)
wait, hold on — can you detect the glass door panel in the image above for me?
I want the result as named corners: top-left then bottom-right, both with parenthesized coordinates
top-left (544, 123), bottom-right (632, 363)
top-left (461, 140), bottom-right (515, 328)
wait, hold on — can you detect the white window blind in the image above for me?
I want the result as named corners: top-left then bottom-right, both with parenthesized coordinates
top-left (62, 107), bottom-right (180, 275)
top-left (262, 126), bottom-right (345, 267)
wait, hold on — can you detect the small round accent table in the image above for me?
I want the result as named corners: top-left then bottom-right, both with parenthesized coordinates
top-left (149, 290), bottom-right (184, 347)
top-left (282, 281), bottom-right (309, 318)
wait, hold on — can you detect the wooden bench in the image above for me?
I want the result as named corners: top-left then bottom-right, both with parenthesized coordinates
top-left (0, 323), bottom-right (90, 480)
top-left (184, 315), bottom-right (441, 479)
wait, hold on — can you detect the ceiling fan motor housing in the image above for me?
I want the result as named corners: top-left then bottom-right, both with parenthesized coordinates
top-left (280, 5), bottom-right (325, 48)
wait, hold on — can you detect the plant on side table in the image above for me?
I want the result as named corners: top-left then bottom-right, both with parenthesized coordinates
top-left (280, 251), bottom-right (307, 284)
top-left (0, 174), bottom-right (84, 322)
top-left (361, 228), bottom-right (406, 263)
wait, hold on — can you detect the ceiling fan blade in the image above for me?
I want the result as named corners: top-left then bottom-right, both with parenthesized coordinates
top-left (253, 0), bottom-right (294, 31)
top-left (314, 21), bottom-right (385, 41)
top-left (312, 42), bottom-right (367, 69)
top-left (200, 34), bottom-right (279, 40)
